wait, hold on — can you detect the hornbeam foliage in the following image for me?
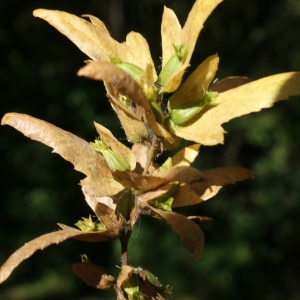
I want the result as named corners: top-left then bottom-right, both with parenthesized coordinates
top-left (1, 0), bottom-right (300, 298)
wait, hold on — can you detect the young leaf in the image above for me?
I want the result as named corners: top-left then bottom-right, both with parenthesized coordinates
top-left (1, 113), bottom-right (124, 213)
top-left (170, 72), bottom-right (300, 145)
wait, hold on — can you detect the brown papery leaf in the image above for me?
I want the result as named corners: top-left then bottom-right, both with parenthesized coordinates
top-left (0, 225), bottom-right (112, 284)
top-left (141, 203), bottom-right (204, 260)
top-left (153, 166), bottom-right (211, 198)
top-left (78, 61), bottom-right (179, 147)
top-left (104, 82), bottom-right (149, 144)
top-left (170, 72), bottom-right (300, 145)
top-left (203, 166), bottom-right (255, 186)
top-left (116, 265), bottom-right (135, 288)
top-left (1, 113), bottom-right (124, 213)
top-left (94, 122), bottom-right (136, 170)
top-left (168, 54), bottom-right (219, 109)
top-left (209, 76), bottom-right (252, 93)
top-left (95, 203), bottom-right (126, 237)
top-left (72, 263), bottom-right (115, 289)
top-left (33, 9), bottom-right (122, 61)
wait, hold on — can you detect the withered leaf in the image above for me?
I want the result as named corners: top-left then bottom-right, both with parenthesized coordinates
top-left (95, 203), bottom-right (126, 237)
top-left (116, 265), bottom-right (135, 288)
top-left (78, 61), bottom-right (179, 147)
top-left (1, 113), bottom-right (124, 213)
top-left (209, 76), bottom-right (252, 93)
top-left (203, 166), bottom-right (255, 186)
top-left (141, 203), bottom-right (204, 260)
top-left (170, 72), bottom-right (300, 145)
top-left (72, 262), bottom-right (115, 289)
top-left (0, 225), bottom-right (112, 284)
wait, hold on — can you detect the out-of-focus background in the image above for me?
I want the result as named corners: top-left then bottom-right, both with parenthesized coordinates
top-left (1, 0), bottom-right (300, 299)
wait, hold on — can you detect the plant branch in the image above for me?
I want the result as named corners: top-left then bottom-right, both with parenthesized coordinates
top-left (143, 135), bottom-right (160, 175)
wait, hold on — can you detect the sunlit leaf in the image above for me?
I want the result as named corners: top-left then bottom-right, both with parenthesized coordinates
top-left (170, 72), bottom-right (300, 145)
top-left (1, 113), bottom-right (124, 213)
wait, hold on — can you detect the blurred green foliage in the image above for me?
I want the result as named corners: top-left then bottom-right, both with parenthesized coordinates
top-left (1, 0), bottom-right (300, 299)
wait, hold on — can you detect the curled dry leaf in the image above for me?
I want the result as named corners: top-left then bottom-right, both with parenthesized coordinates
top-left (104, 82), bottom-right (149, 144)
top-left (141, 202), bottom-right (204, 260)
top-left (78, 61), bottom-right (179, 147)
top-left (1, 113), bottom-right (124, 213)
top-left (72, 262), bottom-right (115, 290)
top-left (172, 166), bottom-right (253, 207)
top-left (94, 122), bottom-right (136, 170)
top-left (170, 72), bottom-right (300, 145)
top-left (0, 225), bottom-right (113, 284)
top-left (116, 265), bottom-right (135, 288)
top-left (209, 76), bottom-right (252, 93)
top-left (33, 9), bottom-right (156, 77)
top-left (95, 203), bottom-right (126, 237)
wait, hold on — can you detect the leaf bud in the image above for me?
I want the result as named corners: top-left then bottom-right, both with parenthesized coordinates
top-left (75, 215), bottom-right (106, 232)
top-left (90, 139), bottom-right (131, 171)
top-left (158, 44), bottom-right (187, 88)
top-left (169, 90), bottom-right (218, 125)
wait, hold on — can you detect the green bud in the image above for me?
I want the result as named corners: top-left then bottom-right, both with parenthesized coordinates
top-left (90, 139), bottom-right (131, 171)
top-left (169, 90), bottom-right (218, 125)
top-left (122, 274), bottom-right (144, 300)
top-left (150, 101), bottom-right (165, 124)
top-left (148, 181), bottom-right (179, 212)
top-left (158, 44), bottom-right (187, 87)
top-left (75, 215), bottom-right (106, 232)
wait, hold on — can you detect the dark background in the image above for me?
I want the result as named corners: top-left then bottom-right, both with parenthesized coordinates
top-left (1, 0), bottom-right (300, 299)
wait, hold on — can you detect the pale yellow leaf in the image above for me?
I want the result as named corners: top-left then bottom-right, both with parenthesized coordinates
top-left (161, 6), bottom-right (182, 67)
top-left (181, 0), bottom-right (223, 64)
top-left (169, 54), bottom-right (219, 109)
top-left (170, 72), bottom-right (300, 145)
top-left (171, 143), bottom-right (201, 167)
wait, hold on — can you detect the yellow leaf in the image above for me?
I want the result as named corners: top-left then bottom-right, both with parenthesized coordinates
top-left (168, 54), bottom-right (219, 109)
top-left (171, 144), bottom-right (200, 167)
top-left (170, 72), bottom-right (300, 145)
top-left (160, 0), bottom-right (222, 92)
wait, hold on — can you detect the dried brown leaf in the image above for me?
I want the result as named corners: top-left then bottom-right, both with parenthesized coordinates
top-left (78, 61), bottom-right (179, 147)
top-left (170, 72), bottom-right (300, 145)
top-left (203, 166), bottom-right (255, 186)
top-left (0, 225), bottom-right (112, 284)
top-left (72, 263), bottom-right (115, 289)
top-left (1, 113), bottom-right (124, 212)
top-left (209, 76), bottom-right (252, 93)
top-left (142, 203), bottom-right (204, 260)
